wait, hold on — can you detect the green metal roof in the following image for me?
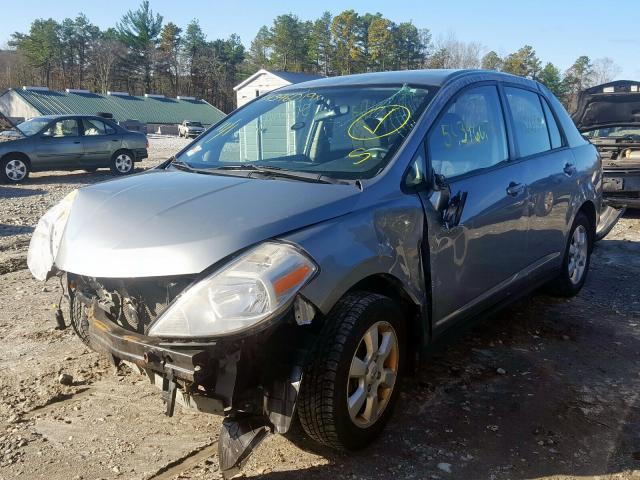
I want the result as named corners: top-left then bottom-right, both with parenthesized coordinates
top-left (12, 88), bottom-right (225, 125)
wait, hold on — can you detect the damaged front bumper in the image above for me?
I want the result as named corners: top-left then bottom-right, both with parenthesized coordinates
top-left (82, 294), bottom-right (316, 477)
top-left (87, 300), bottom-right (230, 415)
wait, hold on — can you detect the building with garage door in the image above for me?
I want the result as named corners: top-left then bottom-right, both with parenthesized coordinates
top-left (0, 86), bottom-right (226, 135)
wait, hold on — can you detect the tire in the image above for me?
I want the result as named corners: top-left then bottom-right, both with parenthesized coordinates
top-left (298, 292), bottom-right (406, 451)
top-left (546, 212), bottom-right (593, 297)
top-left (110, 150), bottom-right (134, 175)
top-left (1, 156), bottom-right (30, 184)
top-left (69, 293), bottom-right (91, 346)
top-left (595, 205), bottom-right (625, 241)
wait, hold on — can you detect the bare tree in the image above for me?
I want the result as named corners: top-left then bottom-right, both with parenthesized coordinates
top-left (591, 57), bottom-right (621, 85)
top-left (428, 32), bottom-right (483, 69)
top-left (90, 38), bottom-right (125, 93)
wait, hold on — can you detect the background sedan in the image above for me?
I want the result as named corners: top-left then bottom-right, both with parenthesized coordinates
top-left (0, 115), bottom-right (148, 184)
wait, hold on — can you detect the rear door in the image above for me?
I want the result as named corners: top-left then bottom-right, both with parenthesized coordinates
top-left (502, 86), bottom-right (574, 271)
top-left (422, 83), bottom-right (531, 330)
top-left (81, 118), bottom-right (121, 167)
top-left (35, 118), bottom-right (84, 168)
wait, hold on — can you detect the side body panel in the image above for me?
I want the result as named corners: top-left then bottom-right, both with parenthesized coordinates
top-left (82, 133), bottom-right (122, 166)
top-left (289, 190), bottom-right (427, 320)
top-left (421, 161), bottom-right (530, 330)
top-left (523, 148), bottom-right (575, 272)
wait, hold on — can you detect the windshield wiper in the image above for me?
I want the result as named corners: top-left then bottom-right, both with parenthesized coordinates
top-left (170, 158), bottom-right (197, 172)
top-left (210, 164), bottom-right (351, 185)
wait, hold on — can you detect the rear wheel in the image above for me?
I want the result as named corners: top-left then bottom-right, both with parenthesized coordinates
top-left (110, 150), bottom-right (134, 175)
top-left (298, 292), bottom-right (405, 451)
top-left (1, 156), bottom-right (30, 184)
top-left (546, 212), bottom-right (593, 297)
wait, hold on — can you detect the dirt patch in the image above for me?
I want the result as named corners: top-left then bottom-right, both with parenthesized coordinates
top-left (0, 151), bottom-right (639, 479)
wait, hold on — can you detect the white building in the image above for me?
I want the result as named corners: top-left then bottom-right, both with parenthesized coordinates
top-left (227, 70), bottom-right (324, 162)
top-left (233, 69), bottom-right (324, 108)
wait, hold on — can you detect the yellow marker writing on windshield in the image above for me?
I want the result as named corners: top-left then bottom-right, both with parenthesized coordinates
top-left (348, 148), bottom-right (372, 165)
top-left (347, 105), bottom-right (411, 141)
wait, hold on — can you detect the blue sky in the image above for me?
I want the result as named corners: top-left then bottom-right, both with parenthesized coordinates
top-left (2, 0), bottom-right (637, 79)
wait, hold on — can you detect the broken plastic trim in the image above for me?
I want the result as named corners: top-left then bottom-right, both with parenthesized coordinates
top-left (218, 415), bottom-right (273, 479)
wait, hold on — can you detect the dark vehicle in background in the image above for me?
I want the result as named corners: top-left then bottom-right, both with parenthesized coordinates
top-left (28, 70), bottom-right (601, 478)
top-left (178, 120), bottom-right (205, 138)
top-left (573, 80), bottom-right (640, 238)
top-left (0, 114), bottom-right (148, 184)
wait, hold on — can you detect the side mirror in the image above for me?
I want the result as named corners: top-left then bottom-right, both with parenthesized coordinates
top-left (432, 173), bottom-right (451, 212)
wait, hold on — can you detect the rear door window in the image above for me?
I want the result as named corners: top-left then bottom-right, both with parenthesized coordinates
top-left (428, 85), bottom-right (508, 178)
top-left (505, 87), bottom-right (551, 157)
top-left (105, 123), bottom-right (116, 135)
top-left (82, 118), bottom-right (106, 136)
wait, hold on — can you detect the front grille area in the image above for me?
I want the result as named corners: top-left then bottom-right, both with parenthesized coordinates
top-left (71, 275), bottom-right (195, 334)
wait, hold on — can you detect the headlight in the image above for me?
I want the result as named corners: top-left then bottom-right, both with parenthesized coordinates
top-left (148, 242), bottom-right (317, 338)
top-left (27, 190), bottom-right (78, 281)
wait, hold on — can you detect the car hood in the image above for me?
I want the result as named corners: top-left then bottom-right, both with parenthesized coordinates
top-left (54, 169), bottom-right (361, 278)
top-left (0, 112), bottom-right (23, 143)
top-left (572, 80), bottom-right (640, 132)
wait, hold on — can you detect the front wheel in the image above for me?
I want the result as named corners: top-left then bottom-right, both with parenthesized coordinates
top-left (546, 212), bottom-right (593, 297)
top-left (298, 292), bottom-right (405, 451)
top-left (110, 150), bottom-right (134, 175)
top-left (69, 293), bottom-right (91, 346)
top-left (1, 157), bottom-right (30, 184)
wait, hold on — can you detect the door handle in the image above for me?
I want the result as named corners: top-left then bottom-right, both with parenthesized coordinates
top-left (112, 139), bottom-right (119, 142)
top-left (563, 163), bottom-right (577, 176)
top-left (73, 141), bottom-right (81, 144)
top-left (506, 181), bottom-right (525, 196)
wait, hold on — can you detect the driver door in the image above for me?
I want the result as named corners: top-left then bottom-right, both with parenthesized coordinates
top-left (415, 84), bottom-right (531, 331)
top-left (36, 118), bottom-right (84, 168)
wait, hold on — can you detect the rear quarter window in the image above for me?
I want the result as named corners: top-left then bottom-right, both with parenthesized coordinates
top-left (538, 84), bottom-right (587, 147)
top-left (541, 99), bottom-right (562, 149)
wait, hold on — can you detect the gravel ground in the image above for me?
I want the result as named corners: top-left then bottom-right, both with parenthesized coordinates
top-left (0, 142), bottom-right (639, 479)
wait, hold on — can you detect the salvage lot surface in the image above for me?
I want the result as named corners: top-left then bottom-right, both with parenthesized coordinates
top-left (1, 138), bottom-right (639, 479)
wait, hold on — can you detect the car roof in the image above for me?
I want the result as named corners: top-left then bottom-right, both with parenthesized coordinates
top-left (277, 69), bottom-right (536, 90)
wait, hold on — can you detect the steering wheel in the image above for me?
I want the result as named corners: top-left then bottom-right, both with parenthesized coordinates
top-left (364, 147), bottom-right (389, 160)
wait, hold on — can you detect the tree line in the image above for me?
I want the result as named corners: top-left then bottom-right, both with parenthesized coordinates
top-left (0, 2), bottom-right (622, 113)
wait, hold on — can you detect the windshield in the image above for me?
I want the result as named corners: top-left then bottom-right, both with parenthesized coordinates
top-left (17, 117), bottom-right (51, 136)
top-left (583, 126), bottom-right (640, 139)
top-left (176, 84), bottom-right (436, 180)
top-left (186, 121), bottom-right (202, 127)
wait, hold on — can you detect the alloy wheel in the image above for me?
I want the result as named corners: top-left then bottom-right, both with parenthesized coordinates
top-left (5, 159), bottom-right (27, 181)
top-left (568, 224), bottom-right (588, 285)
top-left (115, 154), bottom-right (133, 173)
top-left (347, 321), bottom-right (399, 428)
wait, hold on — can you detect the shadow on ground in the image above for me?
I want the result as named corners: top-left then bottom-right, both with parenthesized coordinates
top-left (0, 224), bottom-right (33, 237)
top-left (0, 186), bottom-right (47, 198)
